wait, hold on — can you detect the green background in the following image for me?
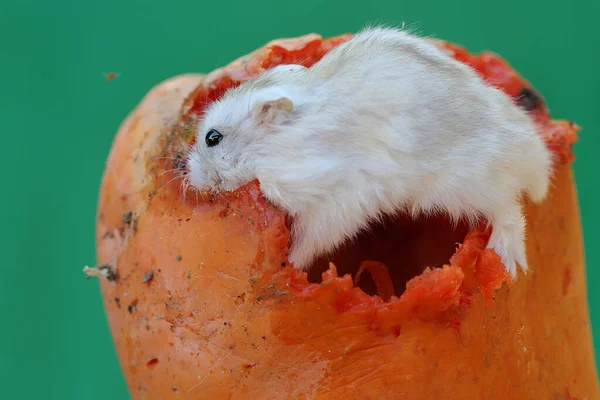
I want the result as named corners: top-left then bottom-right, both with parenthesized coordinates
top-left (1, 0), bottom-right (598, 398)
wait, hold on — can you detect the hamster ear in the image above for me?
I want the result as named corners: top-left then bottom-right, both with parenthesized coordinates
top-left (251, 96), bottom-right (294, 125)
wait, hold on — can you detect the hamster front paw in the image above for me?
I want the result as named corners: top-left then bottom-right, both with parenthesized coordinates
top-left (287, 211), bottom-right (357, 271)
top-left (287, 234), bottom-right (322, 271)
top-left (287, 249), bottom-right (310, 271)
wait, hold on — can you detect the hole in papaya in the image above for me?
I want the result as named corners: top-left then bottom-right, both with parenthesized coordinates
top-left (306, 213), bottom-right (470, 299)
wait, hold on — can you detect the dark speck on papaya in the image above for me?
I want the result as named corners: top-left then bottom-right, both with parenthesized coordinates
top-left (172, 153), bottom-right (187, 171)
top-left (122, 211), bottom-right (133, 225)
top-left (128, 301), bottom-right (138, 314)
top-left (141, 270), bottom-right (154, 283)
top-left (517, 87), bottom-right (543, 111)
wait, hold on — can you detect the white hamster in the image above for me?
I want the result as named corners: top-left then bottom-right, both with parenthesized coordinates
top-left (186, 26), bottom-right (553, 277)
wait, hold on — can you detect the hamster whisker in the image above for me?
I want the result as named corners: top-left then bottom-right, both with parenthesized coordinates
top-left (157, 167), bottom-right (186, 178)
top-left (152, 172), bottom-right (187, 198)
top-left (148, 155), bottom-right (181, 161)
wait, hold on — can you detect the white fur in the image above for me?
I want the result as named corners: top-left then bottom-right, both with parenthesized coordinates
top-left (187, 27), bottom-right (553, 277)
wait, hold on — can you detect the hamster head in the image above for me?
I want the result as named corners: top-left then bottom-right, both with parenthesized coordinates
top-left (186, 77), bottom-right (298, 193)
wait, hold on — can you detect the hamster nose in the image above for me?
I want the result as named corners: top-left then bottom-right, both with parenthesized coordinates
top-left (186, 162), bottom-right (209, 190)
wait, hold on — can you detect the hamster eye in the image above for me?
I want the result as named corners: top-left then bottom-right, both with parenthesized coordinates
top-left (205, 129), bottom-right (223, 147)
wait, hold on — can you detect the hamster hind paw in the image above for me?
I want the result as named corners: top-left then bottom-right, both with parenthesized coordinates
top-left (486, 218), bottom-right (528, 278)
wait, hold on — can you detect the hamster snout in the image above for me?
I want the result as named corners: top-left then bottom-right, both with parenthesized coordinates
top-left (186, 26), bottom-right (553, 278)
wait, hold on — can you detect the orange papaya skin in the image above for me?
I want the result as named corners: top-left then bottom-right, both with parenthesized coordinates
top-left (94, 34), bottom-right (599, 399)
